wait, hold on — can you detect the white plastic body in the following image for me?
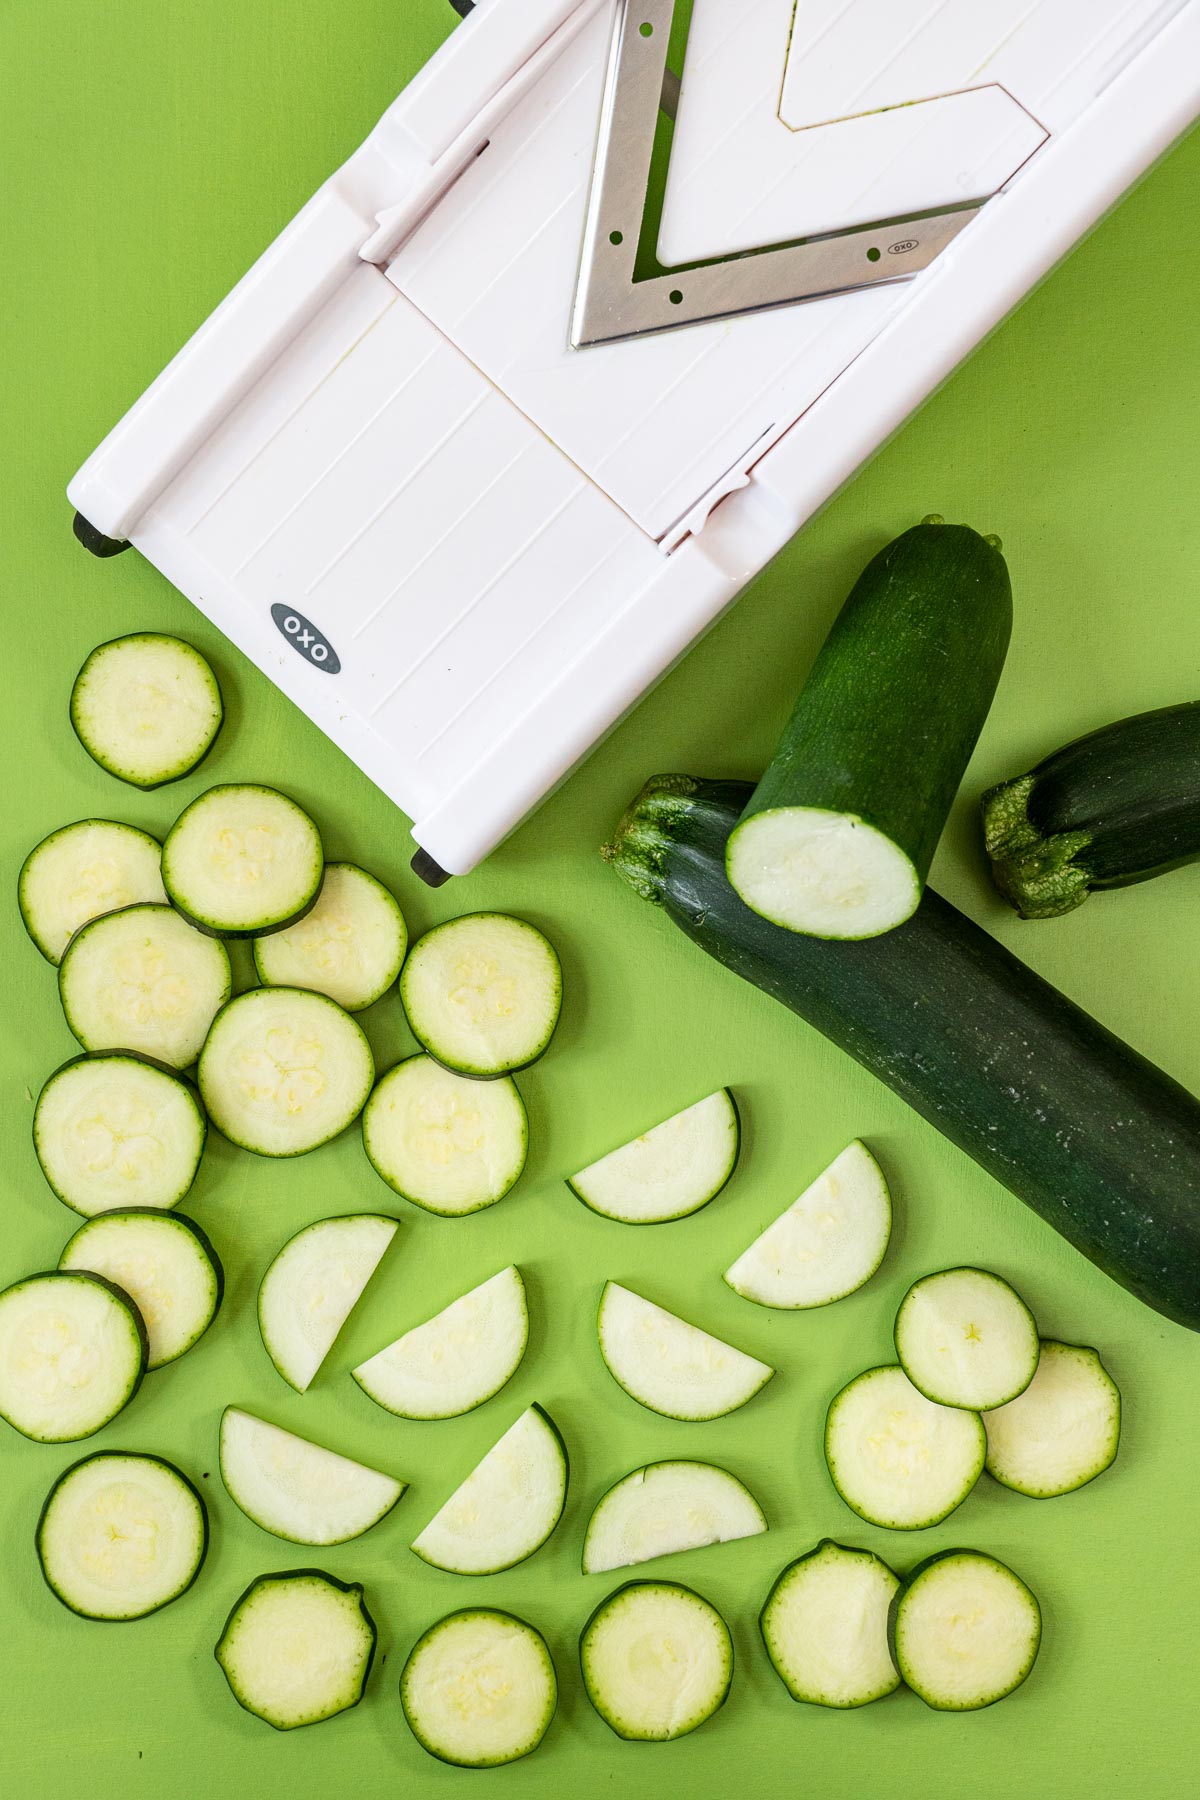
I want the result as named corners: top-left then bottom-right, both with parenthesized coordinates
top-left (69, 0), bottom-right (1200, 875)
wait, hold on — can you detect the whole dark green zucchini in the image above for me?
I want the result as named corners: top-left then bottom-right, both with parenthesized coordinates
top-left (983, 701), bottom-right (1200, 918)
top-left (727, 520), bottom-right (1011, 941)
top-left (605, 774), bottom-right (1200, 1333)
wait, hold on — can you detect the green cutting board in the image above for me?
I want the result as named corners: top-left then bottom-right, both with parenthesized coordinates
top-left (2, 3), bottom-right (1198, 1796)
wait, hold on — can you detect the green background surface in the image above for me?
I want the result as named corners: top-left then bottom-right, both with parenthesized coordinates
top-left (2, 3), bottom-right (1199, 1796)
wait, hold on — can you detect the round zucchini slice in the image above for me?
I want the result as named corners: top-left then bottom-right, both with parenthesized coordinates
top-left (0, 1271), bottom-right (147, 1442)
top-left (253, 862), bottom-right (406, 1011)
top-left (215, 1570), bottom-right (376, 1730)
top-left (70, 633), bottom-right (223, 789)
top-left (890, 1550), bottom-right (1041, 1710)
top-left (37, 1451), bottom-right (207, 1619)
top-left (162, 784), bottom-right (323, 937)
top-left (760, 1540), bottom-right (900, 1707)
top-left (59, 1208), bottom-right (222, 1368)
top-left (983, 1339), bottom-right (1121, 1497)
top-left (219, 1408), bottom-right (406, 1545)
top-left (34, 1052), bottom-right (206, 1217)
top-left (410, 1404), bottom-right (567, 1575)
top-left (580, 1580), bottom-right (733, 1741)
top-left (258, 1213), bottom-right (398, 1393)
top-left (399, 912), bottom-right (562, 1076)
top-left (582, 1460), bottom-right (766, 1575)
top-left (401, 1609), bottom-right (557, 1768)
top-left (58, 902), bottom-right (231, 1069)
top-left (568, 1090), bottom-right (740, 1224)
top-left (19, 819), bottom-right (166, 964)
top-left (825, 1364), bottom-right (985, 1530)
top-left (199, 987), bottom-right (374, 1156)
top-left (362, 1055), bottom-right (527, 1215)
top-left (894, 1265), bottom-right (1040, 1409)
top-left (352, 1265), bottom-right (528, 1420)
top-left (597, 1282), bottom-right (773, 1421)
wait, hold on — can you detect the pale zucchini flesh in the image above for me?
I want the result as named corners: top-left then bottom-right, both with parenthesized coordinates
top-left (59, 1208), bottom-right (222, 1369)
top-left (891, 1550), bottom-right (1041, 1710)
top-left (760, 1540), bottom-right (900, 1707)
top-left (37, 1451), bottom-right (207, 1619)
top-left (724, 1139), bottom-right (891, 1308)
top-left (162, 784), bottom-right (323, 937)
top-left (895, 1266), bottom-right (1040, 1409)
top-left (727, 807), bottom-right (921, 941)
top-left (400, 912), bottom-right (562, 1076)
top-left (983, 1339), bottom-right (1121, 1497)
top-left (362, 1055), bottom-right (527, 1216)
top-left (0, 1271), bottom-right (147, 1442)
top-left (569, 1090), bottom-right (740, 1224)
top-left (199, 987), bottom-right (374, 1156)
top-left (597, 1282), bottom-right (773, 1421)
top-left (58, 902), bottom-right (231, 1069)
top-left (258, 1213), bottom-right (398, 1393)
top-left (19, 819), bottom-right (166, 964)
top-left (219, 1408), bottom-right (406, 1545)
top-left (582, 1461), bottom-right (766, 1575)
top-left (70, 634), bottom-right (223, 788)
top-left (215, 1570), bottom-right (376, 1730)
top-left (401, 1609), bottom-right (557, 1768)
top-left (253, 862), bottom-right (406, 1012)
top-left (825, 1364), bottom-right (985, 1530)
top-left (580, 1581), bottom-right (733, 1741)
top-left (352, 1265), bottom-right (527, 1420)
top-left (410, 1404), bottom-right (568, 1575)
top-left (34, 1053), bottom-right (206, 1217)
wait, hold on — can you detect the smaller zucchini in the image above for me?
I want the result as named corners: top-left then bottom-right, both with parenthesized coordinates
top-left (760, 1540), bottom-right (900, 1708)
top-left (19, 819), bottom-right (166, 964)
top-left (70, 633), bottom-right (223, 789)
top-left (568, 1090), bottom-right (740, 1224)
top-left (983, 701), bottom-right (1200, 918)
top-left (215, 1570), bottom-right (376, 1730)
top-left (983, 1339), bottom-right (1120, 1497)
top-left (400, 912), bottom-right (562, 1077)
top-left (401, 1609), bottom-right (557, 1767)
top-left (37, 1451), bottom-right (208, 1620)
top-left (580, 1581), bottom-right (732, 1741)
top-left (59, 1208), bottom-right (222, 1369)
top-left (889, 1550), bottom-right (1041, 1710)
top-left (162, 784), bottom-right (322, 937)
top-left (894, 1266), bottom-right (1040, 1410)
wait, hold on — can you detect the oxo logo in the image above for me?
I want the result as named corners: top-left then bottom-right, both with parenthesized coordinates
top-left (270, 604), bottom-right (341, 674)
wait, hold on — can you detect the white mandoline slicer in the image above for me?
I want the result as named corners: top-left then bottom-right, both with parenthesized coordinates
top-left (69, 0), bottom-right (1200, 884)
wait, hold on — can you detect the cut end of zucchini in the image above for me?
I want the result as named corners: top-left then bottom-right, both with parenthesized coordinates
top-left (410, 1404), bottom-right (568, 1575)
top-left (34, 1053), bottom-right (206, 1217)
top-left (58, 903), bottom-right (231, 1070)
top-left (70, 634), bottom-right (223, 789)
top-left (352, 1265), bottom-right (527, 1420)
top-left (215, 1570), bottom-right (376, 1730)
top-left (724, 1139), bottom-right (890, 1308)
top-left (400, 912), bottom-right (562, 1077)
top-left (199, 987), bottom-right (374, 1157)
top-left (984, 1339), bottom-right (1120, 1497)
top-left (895, 1266), bottom-right (1040, 1410)
top-left (891, 1550), bottom-right (1041, 1710)
top-left (569, 1089), bottom-right (739, 1224)
top-left (727, 808), bottom-right (920, 941)
top-left (59, 1208), bottom-right (222, 1369)
top-left (37, 1452), bottom-right (207, 1620)
top-left (824, 1364), bottom-right (985, 1530)
top-left (597, 1283), bottom-right (773, 1421)
top-left (253, 862), bottom-right (406, 1012)
top-left (0, 1271), bottom-right (147, 1443)
top-left (582, 1461), bottom-right (766, 1575)
top-left (258, 1213), bottom-right (398, 1393)
top-left (401, 1609), bottom-right (557, 1767)
top-left (162, 784), bottom-right (323, 937)
top-left (362, 1055), bottom-right (527, 1216)
top-left (760, 1540), bottom-right (900, 1708)
top-left (19, 819), bottom-right (167, 964)
top-left (219, 1408), bottom-right (405, 1545)
top-left (580, 1581), bottom-right (733, 1741)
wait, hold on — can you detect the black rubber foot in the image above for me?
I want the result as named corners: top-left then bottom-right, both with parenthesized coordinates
top-left (448, 1), bottom-right (475, 17)
top-left (411, 847), bottom-right (453, 888)
top-left (73, 512), bottom-right (131, 558)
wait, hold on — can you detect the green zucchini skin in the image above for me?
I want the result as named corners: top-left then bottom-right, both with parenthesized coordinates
top-left (731, 521), bottom-right (1011, 901)
top-left (983, 702), bottom-right (1200, 918)
top-left (605, 776), bottom-right (1200, 1333)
